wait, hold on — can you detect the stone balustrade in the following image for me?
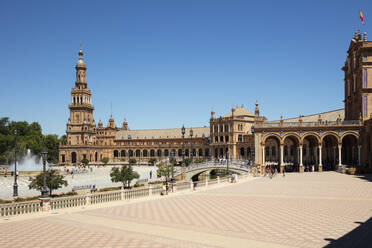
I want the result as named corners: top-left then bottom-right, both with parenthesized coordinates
top-left (0, 200), bottom-right (41, 217)
top-left (0, 174), bottom-right (249, 217)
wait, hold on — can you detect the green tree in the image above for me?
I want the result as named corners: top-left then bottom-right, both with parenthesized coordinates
top-left (28, 169), bottom-right (68, 196)
top-left (110, 165), bottom-right (139, 188)
top-left (81, 158), bottom-right (89, 165)
top-left (157, 162), bottom-right (175, 181)
top-left (129, 158), bottom-right (137, 165)
top-left (102, 157), bottom-right (109, 165)
top-left (148, 158), bottom-right (156, 166)
top-left (43, 134), bottom-right (59, 163)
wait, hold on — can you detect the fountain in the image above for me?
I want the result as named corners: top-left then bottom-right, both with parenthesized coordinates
top-left (6, 149), bottom-right (49, 176)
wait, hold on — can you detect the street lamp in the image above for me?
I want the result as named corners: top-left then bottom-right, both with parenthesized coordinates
top-left (13, 129), bottom-right (18, 197)
top-left (251, 126), bottom-right (255, 166)
top-left (170, 150), bottom-right (175, 183)
top-left (226, 150), bottom-right (229, 175)
top-left (181, 125), bottom-right (185, 166)
top-left (190, 128), bottom-right (193, 163)
top-left (202, 133), bottom-right (205, 161)
top-left (41, 150), bottom-right (49, 198)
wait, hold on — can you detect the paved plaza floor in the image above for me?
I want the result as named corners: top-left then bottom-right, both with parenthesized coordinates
top-left (1, 172), bottom-right (372, 248)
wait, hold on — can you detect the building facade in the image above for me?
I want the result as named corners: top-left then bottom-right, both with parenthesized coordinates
top-left (59, 31), bottom-right (372, 171)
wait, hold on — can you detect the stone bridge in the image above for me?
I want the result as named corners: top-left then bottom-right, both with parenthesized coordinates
top-left (175, 160), bottom-right (251, 181)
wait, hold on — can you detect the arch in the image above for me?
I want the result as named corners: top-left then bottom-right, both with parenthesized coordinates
top-left (113, 150), bottom-right (119, 158)
top-left (164, 149), bottom-right (169, 157)
top-left (282, 133), bottom-right (301, 145)
top-left (192, 149), bottom-right (196, 156)
top-left (95, 152), bottom-right (98, 162)
top-left (71, 152), bottom-right (77, 164)
top-left (321, 134), bottom-right (339, 171)
top-left (150, 149), bottom-right (155, 157)
top-left (136, 150), bottom-right (141, 157)
top-left (157, 149), bottom-right (162, 157)
top-left (320, 132), bottom-right (340, 144)
top-left (121, 150), bottom-right (126, 157)
top-left (178, 149), bottom-right (182, 157)
top-left (262, 133), bottom-right (282, 144)
top-left (340, 131), bottom-right (359, 142)
top-left (198, 148), bottom-right (203, 156)
top-left (205, 148), bottom-right (210, 157)
top-left (143, 150), bottom-right (148, 157)
top-left (342, 133), bottom-right (358, 167)
top-left (129, 150), bottom-right (133, 157)
top-left (185, 149), bottom-right (189, 156)
top-left (301, 132), bottom-right (321, 145)
top-left (302, 134), bottom-right (319, 169)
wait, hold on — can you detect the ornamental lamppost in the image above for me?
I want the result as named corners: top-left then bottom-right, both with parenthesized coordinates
top-left (170, 150), bottom-right (175, 183)
top-left (190, 128), bottom-right (193, 163)
top-left (251, 126), bottom-right (255, 166)
top-left (13, 129), bottom-right (18, 197)
top-left (226, 150), bottom-right (229, 175)
top-left (202, 133), bottom-right (206, 161)
top-left (181, 125), bottom-right (185, 166)
top-left (41, 150), bottom-right (49, 198)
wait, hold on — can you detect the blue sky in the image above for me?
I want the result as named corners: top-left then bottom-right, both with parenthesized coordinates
top-left (0, 0), bottom-right (371, 136)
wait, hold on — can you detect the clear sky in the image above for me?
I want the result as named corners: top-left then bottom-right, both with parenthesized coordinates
top-left (0, 0), bottom-right (371, 136)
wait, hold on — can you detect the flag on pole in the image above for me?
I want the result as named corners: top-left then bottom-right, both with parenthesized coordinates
top-left (360, 10), bottom-right (365, 24)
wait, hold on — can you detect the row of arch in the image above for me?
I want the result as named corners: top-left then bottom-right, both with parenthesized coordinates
top-left (113, 148), bottom-right (210, 158)
top-left (262, 131), bottom-right (360, 171)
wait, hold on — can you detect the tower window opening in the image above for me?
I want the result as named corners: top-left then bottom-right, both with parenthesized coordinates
top-left (364, 95), bottom-right (368, 117)
top-left (364, 69), bottom-right (367, 88)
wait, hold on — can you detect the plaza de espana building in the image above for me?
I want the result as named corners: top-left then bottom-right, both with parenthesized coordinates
top-left (59, 31), bottom-right (372, 172)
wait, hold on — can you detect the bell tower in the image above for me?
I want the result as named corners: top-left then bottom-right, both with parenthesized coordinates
top-left (66, 46), bottom-right (96, 146)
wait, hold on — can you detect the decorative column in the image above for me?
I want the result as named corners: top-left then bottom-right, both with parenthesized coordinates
top-left (338, 145), bottom-right (342, 169)
top-left (280, 145), bottom-right (284, 173)
top-left (358, 145), bottom-right (361, 167)
top-left (318, 145), bottom-right (323, 172)
top-left (299, 145), bottom-right (303, 173)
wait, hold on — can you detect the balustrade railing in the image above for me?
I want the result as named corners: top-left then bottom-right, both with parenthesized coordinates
top-left (50, 196), bottom-right (86, 210)
top-left (261, 120), bottom-right (361, 128)
top-left (1, 200), bottom-right (41, 217)
top-left (1, 173), bottom-right (249, 217)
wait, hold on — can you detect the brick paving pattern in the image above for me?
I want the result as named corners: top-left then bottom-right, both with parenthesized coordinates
top-left (1, 172), bottom-right (371, 247)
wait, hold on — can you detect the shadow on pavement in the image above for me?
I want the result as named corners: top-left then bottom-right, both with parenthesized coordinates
top-left (353, 173), bottom-right (372, 183)
top-left (324, 214), bottom-right (372, 248)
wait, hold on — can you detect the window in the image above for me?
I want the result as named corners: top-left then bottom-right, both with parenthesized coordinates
top-left (272, 147), bottom-right (276, 156)
top-left (220, 136), bottom-right (224, 143)
top-left (364, 95), bottom-right (368, 117)
top-left (364, 55), bottom-right (367, 62)
top-left (238, 135), bottom-right (243, 142)
top-left (265, 146), bottom-right (269, 156)
top-left (284, 146), bottom-right (288, 156)
top-left (364, 69), bottom-right (368, 88)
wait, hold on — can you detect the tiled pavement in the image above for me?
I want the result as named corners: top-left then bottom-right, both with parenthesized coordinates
top-left (1, 172), bottom-right (372, 247)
